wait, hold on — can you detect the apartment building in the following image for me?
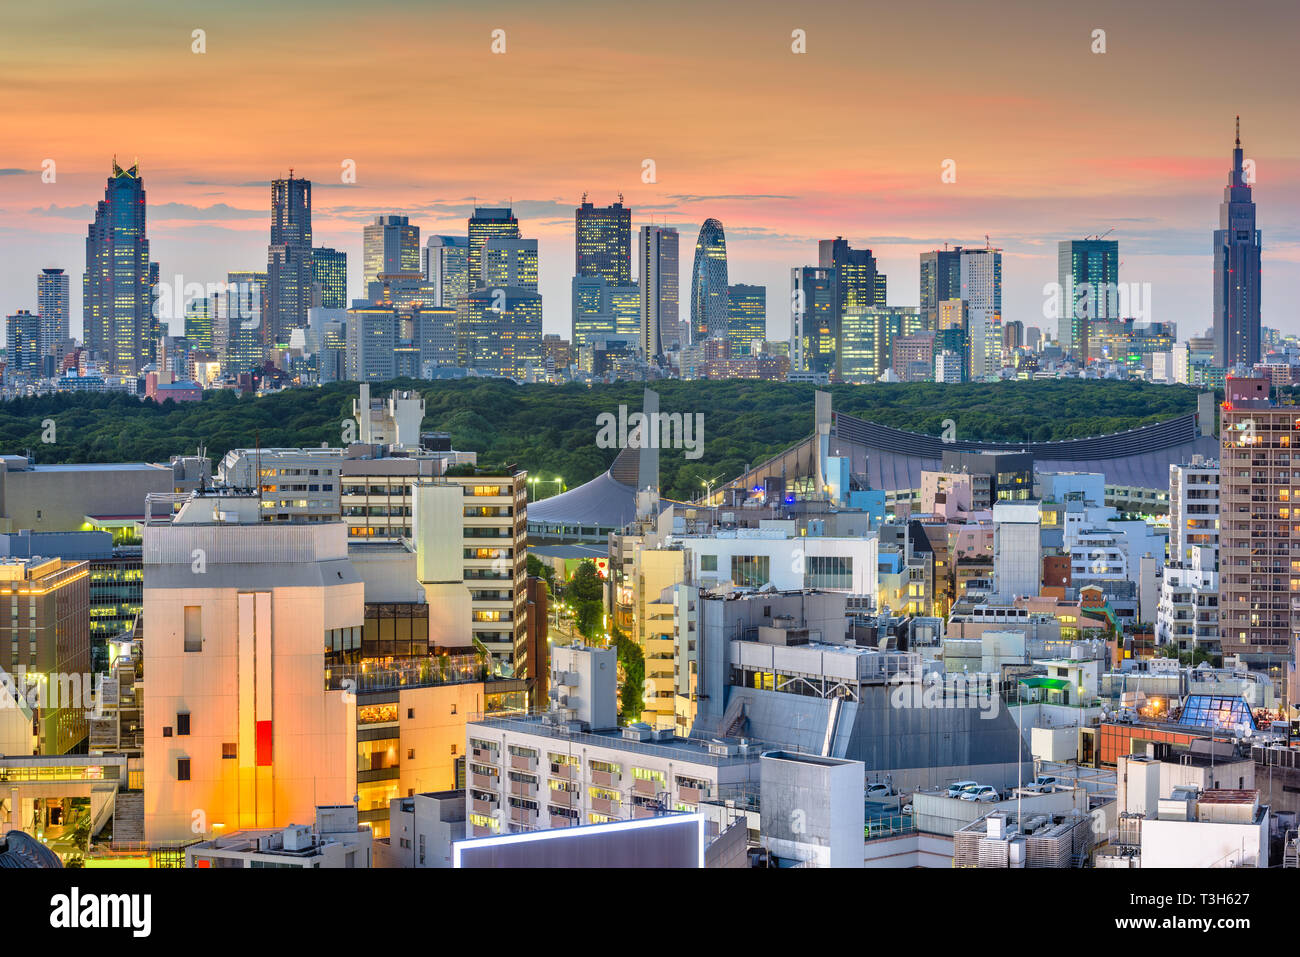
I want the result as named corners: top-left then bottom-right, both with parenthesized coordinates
top-left (1218, 376), bottom-right (1297, 687)
top-left (464, 644), bottom-right (759, 836)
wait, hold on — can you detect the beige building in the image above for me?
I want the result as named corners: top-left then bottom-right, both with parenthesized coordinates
top-left (141, 491), bottom-right (362, 844)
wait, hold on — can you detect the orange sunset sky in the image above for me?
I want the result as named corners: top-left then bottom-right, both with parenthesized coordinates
top-left (1, 0), bottom-right (1298, 340)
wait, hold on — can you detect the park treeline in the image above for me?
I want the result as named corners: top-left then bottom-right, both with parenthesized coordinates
top-left (0, 378), bottom-right (1206, 501)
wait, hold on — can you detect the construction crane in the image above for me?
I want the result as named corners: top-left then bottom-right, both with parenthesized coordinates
top-left (1083, 227), bottom-right (1115, 241)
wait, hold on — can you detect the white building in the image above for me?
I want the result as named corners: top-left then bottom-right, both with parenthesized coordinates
top-left (184, 804), bottom-right (372, 868)
top-left (678, 522), bottom-right (878, 601)
top-left (383, 790), bottom-right (465, 868)
top-left (960, 247), bottom-right (1002, 380)
top-left (142, 491), bottom-right (362, 844)
top-left (464, 644), bottom-right (759, 836)
top-left (992, 501), bottom-right (1041, 600)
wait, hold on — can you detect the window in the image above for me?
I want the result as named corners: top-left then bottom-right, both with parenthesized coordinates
top-left (177, 713), bottom-right (190, 736)
top-left (407, 708), bottom-right (414, 719)
top-left (177, 758), bottom-right (190, 781)
top-left (450, 704), bottom-right (457, 715)
top-left (163, 727), bottom-right (173, 738)
top-left (222, 743), bottom-right (237, 759)
top-left (450, 744), bottom-right (458, 755)
top-left (700, 554), bottom-right (718, 572)
top-left (183, 606), bottom-right (202, 652)
top-left (730, 555), bottom-right (771, 588)
top-left (407, 749), bottom-right (415, 760)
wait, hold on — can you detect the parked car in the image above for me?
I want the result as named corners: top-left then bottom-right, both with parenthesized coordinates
top-left (960, 785), bottom-right (999, 803)
top-left (1033, 775), bottom-right (1057, 790)
top-left (865, 783), bottom-right (896, 799)
top-left (946, 780), bottom-right (979, 798)
top-left (901, 804), bottom-right (913, 816)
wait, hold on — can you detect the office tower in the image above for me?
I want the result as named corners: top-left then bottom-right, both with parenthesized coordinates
top-left (346, 305), bottom-right (399, 381)
top-left (1214, 117), bottom-right (1262, 369)
top-left (467, 207), bottom-right (519, 290)
top-left (819, 238), bottom-right (886, 380)
top-left (839, 306), bottom-right (922, 382)
top-left (1002, 319), bottom-right (1024, 353)
top-left (224, 271), bottom-right (268, 375)
top-left (1058, 238), bottom-right (1119, 361)
top-left (423, 235), bottom-right (469, 307)
top-left (0, 558), bottom-right (90, 754)
top-left (920, 247), bottom-right (963, 330)
top-left (147, 260), bottom-right (162, 366)
top-left (482, 238), bottom-right (538, 290)
top-left (690, 218), bottom-right (729, 344)
top-left (312, 246), bottom-right (348, 309)
top-left (934, 350), bottom-right (964, 384)
top-left (141, 492), bottom-right (362, 843)
top-left (458, 287), bottom-right (543, 378)
top-left (1218, 376), bottom-right (1292, 683)
top-left (267, 174), bottom-right (313, 348)
top-left (790, 266), bottom-right (837, 377)
top-left (959, 246), bottom-right (1002, 381)
top-left (83, 159), bottom-right (151, 376)
top-left (727, 283), bottom-right (766, 357)
top-left (36, 268), bottom-right (69, 358)
top-left (639, 225), bottom-right (678, 361)
top-left (575, 196), bottom-right (631, 285)
top-left (5, 310), bottom-right (42, 379)
top-left (184, 295), bottom-right (217, 351)
top-left (363, 215), bottom-right (420, 290)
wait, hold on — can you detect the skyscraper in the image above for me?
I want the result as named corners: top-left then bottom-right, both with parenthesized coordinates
top-left (468, 207), bottom-right (519, 290)
top-left (790, 266), bottom-right (836, 377)
top-left (36, 268), bottom-right (69, 358)
top-left (727, 283), bottom-right (766, 357)
top-left (639, 225), bottom-right (678, 361)
top-left (919, 247), bottom-right (962, 330)
top-left (482, 238), bottom-right (538, 290)
top-left (1213, 117), bottom-right (1262, 369)
top-left (575, 196), bottom-right (631, 285)
top-left (83, 159), bottom-right (151, 376)
top-left (960, 246), bottom-right (1002, 381)
top-left (5, 310), bottom-right (42, 379)
top-left (819, 238), bottom-right (886, 380)
top-left (363, 215), bottom-right (420, 291)
top-left (224, 270), bottom-right (267, 375)
top-left (423, 235), bottom-right (469, 307)
top-left (1057, 238), bottom-right (1119, 361)
top-left (311, 247), bottom-right (348, 309)
top-left (690, 218), bottom-right (729, 345)
top-left (267, 174), bottom-right (313, 348)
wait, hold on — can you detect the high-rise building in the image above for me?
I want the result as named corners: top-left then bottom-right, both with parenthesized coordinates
top-left (482, 238), bottom-right (538, 290)
top-left (83, 159), bottom-right (152, 376)
top-left (1218, 376), bottom-right (1292, 686)
top-left (224, 271), bottom-right (268, 375)
top-left (267, 174), bottom-right (313, 348)
top-left (1058, 238), bottom-right (1119, 361)
top-left (571, 277), bottom-right (640, 349)
top-left (790, 266), bottom-right (836, 377)
top-left (468, 208), bottom-right (519, 290)
top-left (819, 238), bottom-right (886, 380)
top-left (960, 246), bottom-right (1002, 381)
top-left (184, 295), bottom-right (217, 352)
top-left (312, 247), bottom-right (348, 309)
top-left (36, 268), bottom-right (69, 359)
top-left (5, 310), bottom-right (42, 380)
top-left (690, 218), bottom-right (729, 344)
top-left (727, 283), bottom-right (766, 357)
top-left (458, 287), bottom-right (543, 379)
top-left (363, 215), bottom-right (420, 291)
top-left (639, 225), bottom-right (678, 361)
top-left (575, 196), bottom-right (631, 285)
top-left (423, 235), bottom-right (469, 308)
top-left (1214, 117), bottom-right (1263, 369)
top-left (920, 247), bottom-right (963, 330)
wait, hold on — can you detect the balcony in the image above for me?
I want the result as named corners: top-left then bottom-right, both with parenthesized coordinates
top-left (590, 796), bottom-right (620, 817)
top-left (549, 763), bottom-right (576, 781)
top-left (470, 772), bottom-right (497, 790)
top-left (510, 752), bottom-right (537, 772)
top-left (632, 777), bottom-right (659, 799)
top-left (549, 813), bottom-right (576, 829)
top-left (472, 824), bottom-right (495, 838)
top-left (632, 805), bottom-right (657, 820)
top-left (509, 806), bottom-right (538, 826)
top-left (678, 785), bottom-right (708, 805)
top-left (591, 769), bottom-right (620, 789)
top-left (472, 747), bottom-right (498, 763)
top-left (547, 789), bottom-right (577, 809)
top-left (471, 797), bottom-right (497, 816)
top-left (509, 777), bottom-right (537, 797)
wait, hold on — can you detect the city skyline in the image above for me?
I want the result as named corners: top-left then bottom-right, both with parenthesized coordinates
top-left (2, 0), bottom-right (1298, 342)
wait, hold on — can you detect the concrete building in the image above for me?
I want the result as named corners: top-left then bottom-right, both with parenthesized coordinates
top-left (992, 501), bottom-right (1041, 600)
top-left (464, 644), bottom-right (759, 836)
top-left (759, 750), bottom-right (864, 868)
top-left (141, 491), bottom-right (363, 844)
top-left (382, 789), bottom-right (465, 868)
top-left (185, 804), bottom-right (373, 868)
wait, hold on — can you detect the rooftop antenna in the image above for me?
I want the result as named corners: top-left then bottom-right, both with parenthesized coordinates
top-left (1235, 114), bottom-right (1241, 149)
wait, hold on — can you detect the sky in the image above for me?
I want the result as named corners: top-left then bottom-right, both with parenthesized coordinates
top-left (2, 0), bottom-right (1298, 343)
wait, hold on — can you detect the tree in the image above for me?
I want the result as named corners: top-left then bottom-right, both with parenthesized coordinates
top-left (611, 627), bottom-right (645, 724)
